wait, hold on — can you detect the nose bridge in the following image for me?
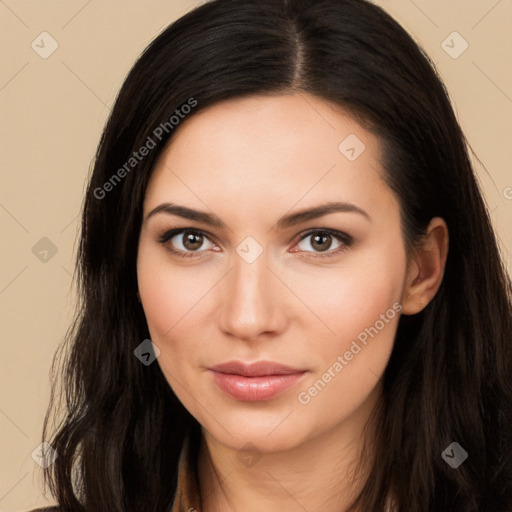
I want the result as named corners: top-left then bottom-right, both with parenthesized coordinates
top-left (218, 249), bottom-right (283, 340)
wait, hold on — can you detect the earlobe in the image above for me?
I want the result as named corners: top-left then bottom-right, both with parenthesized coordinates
top-left (401, 217), bottom-right (449, 315)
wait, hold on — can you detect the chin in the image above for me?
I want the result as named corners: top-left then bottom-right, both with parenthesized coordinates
top-left (200, 408), bottom-right (312, 454)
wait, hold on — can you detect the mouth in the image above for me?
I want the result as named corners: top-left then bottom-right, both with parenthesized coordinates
top-left (208, 360), bottom-right (308, 401)
top-left (209, 360), bottom-right (306, 377)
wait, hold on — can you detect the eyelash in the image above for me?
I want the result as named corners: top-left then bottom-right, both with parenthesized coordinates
top-left (157, 227), bottom-right (353, 259)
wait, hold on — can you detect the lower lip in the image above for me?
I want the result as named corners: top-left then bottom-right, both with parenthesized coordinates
top-left (210, 371), bottom-right (307, 401)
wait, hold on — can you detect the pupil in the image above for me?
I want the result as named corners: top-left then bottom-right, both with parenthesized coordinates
top-left (312, 234), bottom-right (330, 252)
top-left (184, 232), bottom-right (202, 250)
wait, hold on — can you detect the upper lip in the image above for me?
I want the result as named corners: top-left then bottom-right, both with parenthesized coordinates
top-left (209, 360), bottom-right (306, 377)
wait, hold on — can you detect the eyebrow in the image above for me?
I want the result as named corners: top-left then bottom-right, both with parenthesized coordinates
top-left (145, 201), bottom-right (371, 229)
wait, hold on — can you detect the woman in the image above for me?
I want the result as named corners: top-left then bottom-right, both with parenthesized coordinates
top-left (32, 0), bottom-right (512, 511)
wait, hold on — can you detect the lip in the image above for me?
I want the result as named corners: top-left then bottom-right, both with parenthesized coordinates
top-left (208, 360), bottom-right (308, 401)
top-left (209, 360), bottom-right (306, 377)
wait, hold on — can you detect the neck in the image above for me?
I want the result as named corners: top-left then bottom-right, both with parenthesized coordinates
top-left (198, 383), bottom-right (382, 512)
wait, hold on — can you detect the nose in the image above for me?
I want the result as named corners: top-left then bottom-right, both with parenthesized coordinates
top-left (217, 251), bottom-right (288, 341)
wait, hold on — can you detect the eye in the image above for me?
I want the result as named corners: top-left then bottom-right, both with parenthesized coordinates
top-left (157, 227), bottom-right (353, 259)
top-left (292, 229), bottom-right (352, 257)
top-left (158, 228), bottom-right (217, 258)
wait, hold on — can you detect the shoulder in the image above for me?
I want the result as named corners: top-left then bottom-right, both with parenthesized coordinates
top-left (25, 508), bottom-right (59, 512)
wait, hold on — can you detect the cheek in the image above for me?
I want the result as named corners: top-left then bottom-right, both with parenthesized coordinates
top-left (137, 240), bottom-right (213, 341)
top-left (291, 239), bottom-right (405, 413)
top-left (136, 240), bottom-right (225, 400)
top-left (290, 237), bottom-right (406, 349)
top-left (136, 228), bottom-right (405, 423)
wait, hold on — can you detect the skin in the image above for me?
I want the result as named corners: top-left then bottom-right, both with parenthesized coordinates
top-left (136, 92), bottom-right (448, 512)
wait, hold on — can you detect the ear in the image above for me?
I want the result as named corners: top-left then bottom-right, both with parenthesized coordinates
top-left (401, 217), bottom-right (449, 315)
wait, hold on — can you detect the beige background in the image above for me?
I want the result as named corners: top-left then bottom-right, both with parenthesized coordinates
top-left (1, 0), bottom-right (511, 509)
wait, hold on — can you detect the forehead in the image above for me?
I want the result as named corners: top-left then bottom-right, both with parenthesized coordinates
top-left (144, 93), bottom-right (395, 224)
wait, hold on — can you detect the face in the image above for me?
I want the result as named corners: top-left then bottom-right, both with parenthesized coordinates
top-left (136, 93), bottom-right (409, 453)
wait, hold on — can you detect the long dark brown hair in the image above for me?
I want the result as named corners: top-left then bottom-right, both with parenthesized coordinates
top-left (42, 0), bottom-right (512, 510)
